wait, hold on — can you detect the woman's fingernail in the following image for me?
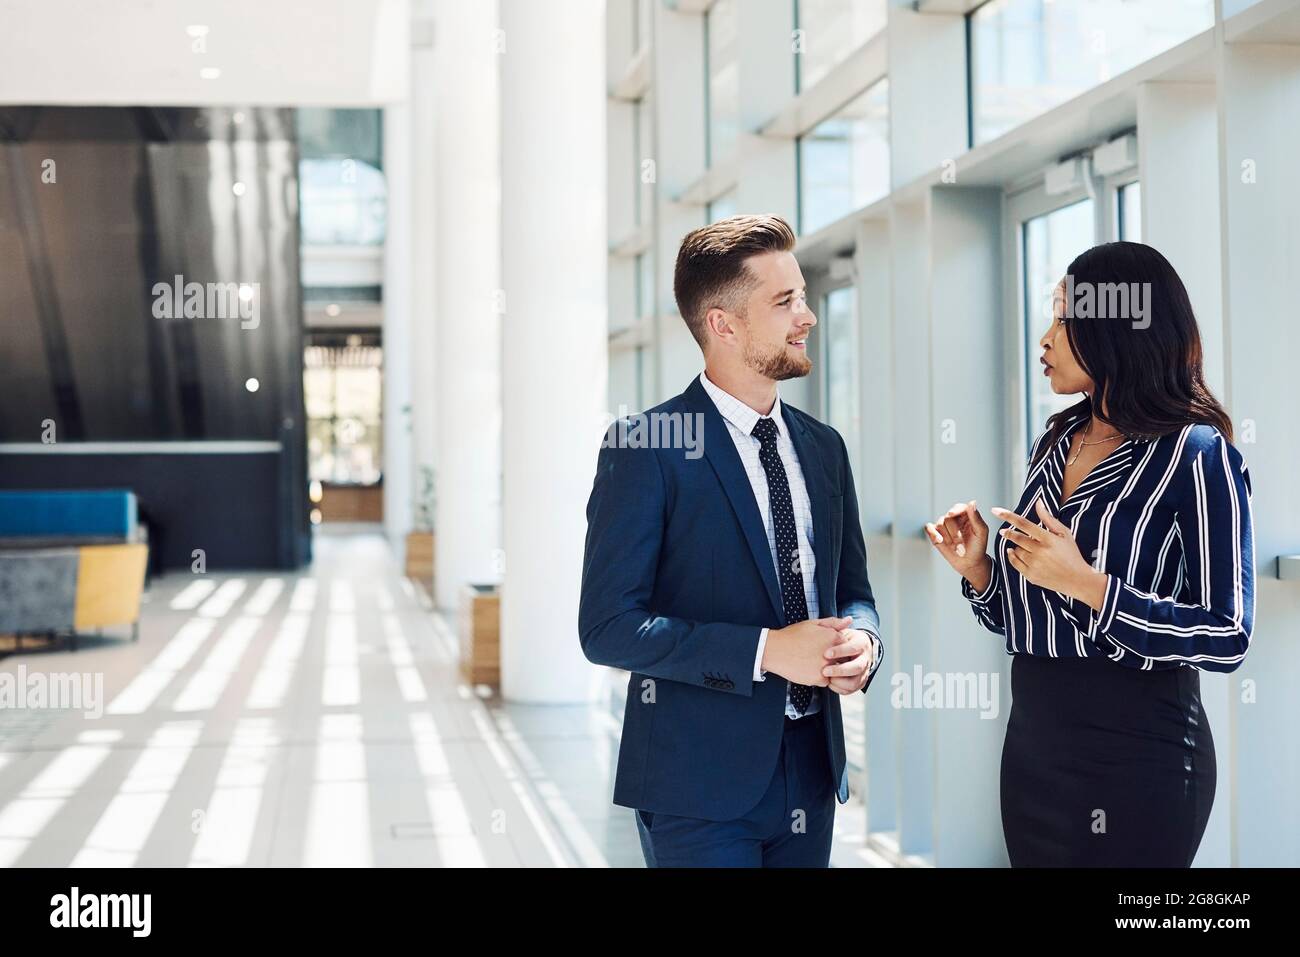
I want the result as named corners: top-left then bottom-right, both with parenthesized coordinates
top-left (956, 544), bottom-right (966, 557)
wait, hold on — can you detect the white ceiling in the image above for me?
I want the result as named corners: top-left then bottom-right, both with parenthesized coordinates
top-left (0, 0), bottom-right (410, 106)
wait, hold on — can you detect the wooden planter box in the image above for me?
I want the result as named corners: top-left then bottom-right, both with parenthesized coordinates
top-left (405, 531), bottom-right (435, 593)
top-left (459, 583), bottom-right (500, 688)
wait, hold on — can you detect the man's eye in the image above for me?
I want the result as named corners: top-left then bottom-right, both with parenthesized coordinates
top-left (780, 298), bottom-right (792, 307)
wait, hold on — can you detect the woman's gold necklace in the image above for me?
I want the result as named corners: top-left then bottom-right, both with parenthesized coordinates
top-left (1068, 422), bottom-right (1125, 466)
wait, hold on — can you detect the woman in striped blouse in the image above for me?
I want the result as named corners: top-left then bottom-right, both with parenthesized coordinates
top-left (926, 242), bottom-right (1254, 867)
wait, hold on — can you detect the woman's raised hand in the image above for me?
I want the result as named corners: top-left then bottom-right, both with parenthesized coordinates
top-left (925, 501), bottom-right (991, 583)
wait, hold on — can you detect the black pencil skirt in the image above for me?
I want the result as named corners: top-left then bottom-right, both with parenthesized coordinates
top-left (1000, 652), bottom-right (1216, 867)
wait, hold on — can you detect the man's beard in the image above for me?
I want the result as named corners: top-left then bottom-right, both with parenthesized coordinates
top-left (742, 336), bottom-right (812, 381)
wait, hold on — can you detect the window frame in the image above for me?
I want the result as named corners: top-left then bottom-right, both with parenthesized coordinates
top-left (1113, 176), bottom-right (1142, 242)
top-left (1003, 157), bottom-right (1142, 495)
top-left (1004, 180), bottom-right (1092, 486)
top-left (810, 277), bottom-right (861, 475)
top-left (703, 0), bottom-right (739, 170)
top-left (794, 76), bottom-right (891, 236)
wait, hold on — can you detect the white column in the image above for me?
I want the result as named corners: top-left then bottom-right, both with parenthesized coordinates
top-left (432, 0), bottom-right (503, 609)
top-left (1217, 33), bottom-right (1300, 868)
top-left (886, 7), bottom-right (967, 189)
top-left (651, 4), bottom-right (706, 403)
top-left (499, 0), bottom-right (608, 703)
top-left (1137, 82), bottom-right (1223, 395)
top-left (409, 10), bottom-right (438, 553)
top-left (382, 100), bottom-right (412, 557)
top-left (927, 187), bottom-right (1010, 867)
top-left (383, 9), bottom-right (438, 565)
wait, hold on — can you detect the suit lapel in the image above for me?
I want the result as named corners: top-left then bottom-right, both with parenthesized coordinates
top-left (684, 379), bottom-right (784, 622)
top-left (782, 408), bottom-right (835, 618)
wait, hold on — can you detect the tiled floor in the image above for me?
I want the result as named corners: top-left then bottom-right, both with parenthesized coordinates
top-left (0, 526), bottom-right (884, 867)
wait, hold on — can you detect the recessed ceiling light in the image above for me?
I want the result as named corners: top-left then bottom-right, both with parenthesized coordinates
top-left (325, 303), bottom-right (341, 317)
top-left (232, 181), bottom-right (246, 197)
top-left (245, 377), bottom-right (260, 393)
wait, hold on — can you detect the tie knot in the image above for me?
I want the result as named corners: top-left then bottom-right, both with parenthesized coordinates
top-left (752, 416), bottom-right (779, 447)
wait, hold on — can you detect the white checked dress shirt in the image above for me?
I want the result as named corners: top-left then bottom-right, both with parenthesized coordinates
top-left (698, 372), bottom-right (823, 719)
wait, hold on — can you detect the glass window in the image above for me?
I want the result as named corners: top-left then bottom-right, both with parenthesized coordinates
top-left (298, 108), bottom-right (387, 246)
top-left (304, 341), bottom-right (383, 486)
top-left (795, 0), bottom-right (888, 93)
top-left (299, 158), bottom-right (387, 246)
top-left (297, 108), bottom-right (382, 168)
top-left (1117, 181), bottom-right (1141, 241)
top-left (822, 286), bottom-right (861, 470)
top-left (1022, 198), bottom-right (1094, 447)
top-left (633, 99), bottom-right (647, 226)
top-left (707, 188), bottom-right (738, 223)
top-left (636, 252), bottom-right (655, 319)
top-left (970, 0), bottom-right (1214, 146)
top-left (821, 284), bottom-right (864, 775)
top-left (608, 347), bottom-right (642, 418)
top-left (798, 79), bottom-right (889, 235)
top-left (635, 345), bottom-right (646, 410)
top-left (706, 0), bottom-right (739, 166)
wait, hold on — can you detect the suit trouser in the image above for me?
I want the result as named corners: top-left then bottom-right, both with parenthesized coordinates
top-left (634, 707), bottom-right (836, 867)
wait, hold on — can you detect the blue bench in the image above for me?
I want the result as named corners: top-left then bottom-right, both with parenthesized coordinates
top-left (0, 489), bottom-right (138, 541)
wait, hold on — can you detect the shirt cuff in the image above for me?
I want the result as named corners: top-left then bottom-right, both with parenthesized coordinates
top-left (754, 627), bottom-right (769, 681)
top-left (961, 563), bottom-right (1000, 605)
top-left (1087, 574), bottom-right (1123, 641)
top-left (865, 630), bottom-right (883, 678)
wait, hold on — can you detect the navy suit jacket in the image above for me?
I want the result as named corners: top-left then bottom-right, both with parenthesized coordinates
top-left (578, 376), bottom-right (883, 821)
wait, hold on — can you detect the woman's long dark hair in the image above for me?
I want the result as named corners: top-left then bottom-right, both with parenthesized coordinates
top-left (1031, 241), bottom-right (1232, 466)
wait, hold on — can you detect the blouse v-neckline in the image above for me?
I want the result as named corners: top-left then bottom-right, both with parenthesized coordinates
top-left (1048, 415), bottom-right (1135, 510)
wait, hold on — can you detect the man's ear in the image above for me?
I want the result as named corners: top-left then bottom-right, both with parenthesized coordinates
top-left (705, 306), bottom-right (737, 346)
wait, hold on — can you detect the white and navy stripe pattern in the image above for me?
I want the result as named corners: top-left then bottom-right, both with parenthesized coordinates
top-left (962, 413), bottom-right (1254, 672)
top-left (698, 372), bottom-right (821, 717)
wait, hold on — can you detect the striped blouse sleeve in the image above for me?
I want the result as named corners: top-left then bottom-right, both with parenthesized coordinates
top-left (1090, 428), bottom-right (1254, 672)
top-left (961, 563), bottom-right (1006, 636)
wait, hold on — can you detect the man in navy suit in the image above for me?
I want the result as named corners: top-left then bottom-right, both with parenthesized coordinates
top-left (579, 215), bottom-right (884, 867)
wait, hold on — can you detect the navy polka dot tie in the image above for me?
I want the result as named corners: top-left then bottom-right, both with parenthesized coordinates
top-left (752, 416), bottom-right (813, 716)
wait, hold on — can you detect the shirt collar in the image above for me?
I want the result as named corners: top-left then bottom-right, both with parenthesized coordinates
top-left (698, 371), bottom-right (785, 438)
